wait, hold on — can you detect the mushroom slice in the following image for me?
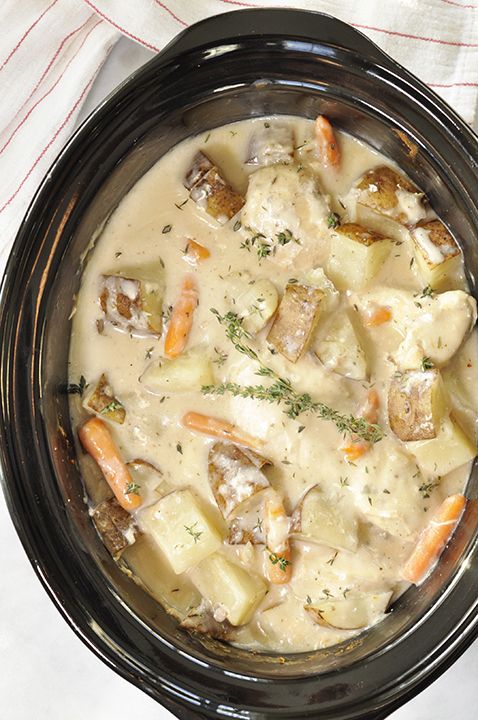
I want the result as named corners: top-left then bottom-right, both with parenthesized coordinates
top-left (305, 591), bottom-right (392, 630)
top-left (388, 369), bottom-right (447, 441)
top-left (99, 262), bottom-right (163, 336)
top-left (86, 373), bottom-right (126, 424)
top-left (411, 220), bottom-right (461, 288)
top-left (246, 123), bottom-right (295, 166)
top-left (291, 485), bottom-right (358, 552)
top-left (327, 223), bottom-right (392, 291)
top-left (184, 151), bottom-right (244, 224)
top-left (92, 497), bottom-right (140, 559)
top-left (267, 282), bottom-right (324, 362)
top-left (208, 442), bottom-right (270, 519)
top-left (180, 600), bottom-right (235, 640)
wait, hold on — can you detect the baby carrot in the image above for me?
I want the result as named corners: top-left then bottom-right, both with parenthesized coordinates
top-left (79, 417), bottom-right (142, 512)
top-left (184, 239), bottom-right (210, 263)
top-left (341, 389), bottom-right (380, 462)
top-left (264, 494), bottom-right (292, 585)
top-left (182, 411), bottom-right (263, 450)
top-left (363, 306), bottom-right (392, 327)
top-left (164, 274), bottom-right (198, 358)
top-left (402, 494), bottom-right (466, 584)
top-left (315, 115), bottom-right (340, 169)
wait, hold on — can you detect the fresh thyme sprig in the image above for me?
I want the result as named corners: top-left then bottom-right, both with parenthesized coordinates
top-left (240, 227), bottom-right (300, 261)
top-left (203, 309), bottom-right (383, 443)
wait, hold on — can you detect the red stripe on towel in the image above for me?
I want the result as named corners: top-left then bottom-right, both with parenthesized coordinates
top-left (0, 0), bottom-right (60, 71)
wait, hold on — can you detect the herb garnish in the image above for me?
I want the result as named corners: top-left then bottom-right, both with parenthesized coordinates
top-left (100, 399), bottom-right (123, 415)
top-left (240, 227), bottom-right (300, 261)
top-left (213, 347), bottom-right (228, 367)
top-left (125, 482), bottom-right (141, 495)
top-left (145, 347), bottom-right (154, 360)
top-left (65, 375), bottom-right (88, 396)
top-left (327, 212), bottom-right (341, 229)
top-left (419, 480), bottom-right (440, 499)
top-left (420, 285), bottom-right (435, 298)
top-left (162, 224), bottom-right (172, 234)
top-left (233, 220), bottom-right (242, 232)
top-left (202, 310), bottom-right (383, 443)
top-left (184, 522), bottom-right (202, 543)
top-left (176, 442), bottom-right (183, 455)
top-left (268, 550), bottom-right (291, 572)
top-left (421, 356), bottom-right (434, 371)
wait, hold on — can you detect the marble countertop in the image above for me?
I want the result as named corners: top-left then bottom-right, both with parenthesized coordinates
top-left (1, 36), bottom-right (477, 720)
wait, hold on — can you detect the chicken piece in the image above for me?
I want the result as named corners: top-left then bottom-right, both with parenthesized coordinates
top-left (411, 220), bottom-right (461, 288)
top-left (99, 262), bottom-right (163, 337)
top-left (92, 497), bottom-right (140, 558)
top-left (86, 373), bottom-right (125, 424)
top-left (208, 442), bottom-right (270, 519)
top-left (246, 123), bottom-right (295, 166)
top-left (393, 290), bottom-right (477, 370)
top-left (388, 369), bottom-right (447, 441)
top-left (267, 282), bottom-right (325, 362)
top-left (241, 165), bottom-right (330, 265)
top-left (184, 151), bottom-right (244, 224)
top-left (327, 222), bottom-right (392, 290)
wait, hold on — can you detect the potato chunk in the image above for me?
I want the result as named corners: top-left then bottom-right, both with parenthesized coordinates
top-left (144, 489), bottom-right (222, 574)
top-left (291, 485), bottom-right (358, 552)
top-left (99, 262), bottom-right (163, 336)
top-left (267, 282), bottom-right (324, 362)
top-left (348, 165), bottom-right (428, 224)
top-left (246, 123), bottom-right (295, 166)
top-left (86, 373), bottom-right (125, 424)
top-left (208, 442), bottom-right (270, 519)
top-left (411, 220), bottom-right (461, 288)
top-left (388, 369), bottom-right (447, 441)
top-left (92, 497), bottom-right (139, 558)
top-left (184, 151), bottom-right (244, 224)
top-left (305, 591), bottom-right (392, 630)
top-left (140, 348), bottom-right (214, 394)
top-left (190, 553), bottom-right (267, 626)
top-left (407, 418), bottom-right (477, 475)
top-left (327, 223), bottom-right (391, 291)
top-left (314, 311), bottom-right (367, 380)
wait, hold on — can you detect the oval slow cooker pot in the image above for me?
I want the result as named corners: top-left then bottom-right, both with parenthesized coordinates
top-left (1, 9), bottom-right (478, 720)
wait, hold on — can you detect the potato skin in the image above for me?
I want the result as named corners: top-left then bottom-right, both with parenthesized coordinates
top-left (388, 369), bottom-right (443, 441)
top-left (185, 151), bottom-right (244, 223)
top-left (334, 222), bottom-right (387, 247)
top-left (356, 165), bottom-right (420, 221)
top-left (87, 373), bottom-right (125, 424)
top-left (92, 497), bottom-right (139, 558)
top-left (208, 442), bottom-right (270, 518)
top-left (267, 283), bottom-right (324, 362)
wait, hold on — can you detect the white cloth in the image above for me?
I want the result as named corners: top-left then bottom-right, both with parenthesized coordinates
top-left (0, 0), bottom-right (477, 277)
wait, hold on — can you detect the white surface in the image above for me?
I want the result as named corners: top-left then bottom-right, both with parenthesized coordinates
top-left (1, 35), bottom-right (478, 720)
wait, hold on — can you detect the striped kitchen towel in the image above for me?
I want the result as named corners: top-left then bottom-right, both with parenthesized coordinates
top-left (0, 0), bottom-right (477, 279)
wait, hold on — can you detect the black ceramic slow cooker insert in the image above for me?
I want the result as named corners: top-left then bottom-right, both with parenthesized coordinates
top-left (1, 9), bottom-right (478, 720)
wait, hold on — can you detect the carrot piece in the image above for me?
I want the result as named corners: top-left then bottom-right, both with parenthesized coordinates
top-left (266, 545), bottom-right (292, 585)
top-left (184, 239), bottom-right (210, 263)
top-left (79, 417), bottom-right (141, 512)
top-left (182, 411), bottom-right (263, 450)
top-left (363, 306), bottom-right (392, 327)
top-left (341, 389), bottom-right (380, 462)
top-left (342, 441), bottom-right (369, 462)
top-left (315, 115), bottom-right (340, 168)
top-left (264, 495), bottom-right (292, 584)
top-left (164, 274), bottom-right (198, 358)
top-left (402, 494), bottom-right (467, 584)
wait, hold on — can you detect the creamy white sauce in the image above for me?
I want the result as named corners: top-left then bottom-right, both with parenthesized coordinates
top-left (69, 116), bottom-right (478, 653)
